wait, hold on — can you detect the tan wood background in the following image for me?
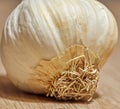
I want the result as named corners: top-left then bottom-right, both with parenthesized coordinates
top-left (0, 0), bottom-right (120, 109)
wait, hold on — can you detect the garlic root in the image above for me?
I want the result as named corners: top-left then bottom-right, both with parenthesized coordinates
top-left (31, 45), bottom-right (100, 101)
top-left (47, 70), bottom-right (99, 102)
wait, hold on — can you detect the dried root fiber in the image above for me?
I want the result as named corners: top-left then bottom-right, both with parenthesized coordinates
top-left (32, 45), bottom-right (100, 101)
top-left (47, 56), bottom-right (99, 102)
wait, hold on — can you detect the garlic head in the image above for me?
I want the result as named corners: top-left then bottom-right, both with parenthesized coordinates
top-left (0, 0), bottom-right (118, 101)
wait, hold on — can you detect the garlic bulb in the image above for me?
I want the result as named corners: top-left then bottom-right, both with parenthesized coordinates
top-left (0, 0), bottom-right (118, 101)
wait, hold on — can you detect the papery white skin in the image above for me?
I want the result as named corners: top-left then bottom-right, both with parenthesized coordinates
top-left (0, 0), bottom-right (118, 93)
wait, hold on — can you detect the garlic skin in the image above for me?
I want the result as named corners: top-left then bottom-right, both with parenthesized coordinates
top-left (0, 0), bottom-right (118, 101)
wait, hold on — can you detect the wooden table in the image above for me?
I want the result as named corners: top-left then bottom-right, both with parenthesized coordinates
top-left (0, 0), bottom-right (120, 109)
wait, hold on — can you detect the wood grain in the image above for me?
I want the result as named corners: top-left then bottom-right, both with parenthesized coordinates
top-left (0, 0), bottom-right (120, 109)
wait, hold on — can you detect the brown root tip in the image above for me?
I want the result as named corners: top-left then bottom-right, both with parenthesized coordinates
top-left (47, 67), bottom-right (99, 102)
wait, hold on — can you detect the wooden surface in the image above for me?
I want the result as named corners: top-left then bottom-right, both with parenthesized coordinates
top-left (0, 0), bottom-right (120, 109)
